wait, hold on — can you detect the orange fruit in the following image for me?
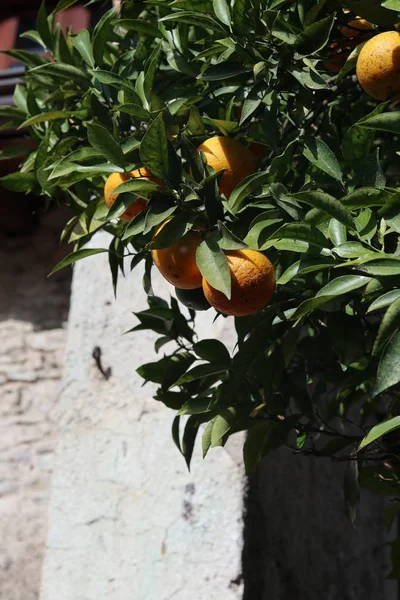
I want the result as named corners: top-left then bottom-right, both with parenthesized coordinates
top-left (197, 136), bottom-right (256, 199)
top-left (202, 249), bottom-right (276, 317)
top-left (356, 31), bottom-right (400, 101)
top-left (340, 17), bottom-right (373, 39)
top-left (151, 222), bottom-right (204, 289)
top-left (104, 167), bottom-right (159, 222)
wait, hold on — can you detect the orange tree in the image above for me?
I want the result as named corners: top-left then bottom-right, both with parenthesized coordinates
top-left (2, 0), bottom-right (400, 566)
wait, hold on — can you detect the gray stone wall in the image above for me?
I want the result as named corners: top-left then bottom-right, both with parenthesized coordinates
top-left (0, 210), bottom-right (71, 600)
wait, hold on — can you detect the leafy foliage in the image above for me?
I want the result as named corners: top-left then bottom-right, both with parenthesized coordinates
top-left (3, 0), bottom-right (400, 566)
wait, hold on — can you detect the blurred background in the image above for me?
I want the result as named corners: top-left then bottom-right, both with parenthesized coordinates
top-left (0, 3), bottom-right (110, 598)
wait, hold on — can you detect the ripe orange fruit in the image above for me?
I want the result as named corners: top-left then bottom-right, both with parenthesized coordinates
top-left (356, 31), bottom-right (400, 100)
top-left (197, 136), bottom-right (256, 199)
top-left (152, 222), bottom-right (204, 289)
top-left (104, 167), bottom-right (158, 222)
top-left (340, 17), bottom-right (373, 39)
top-left (202, 249), bottom-right (276, 317)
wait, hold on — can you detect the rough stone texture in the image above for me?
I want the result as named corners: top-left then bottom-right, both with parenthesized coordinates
top-left (0, 209), bottom-right (71, 600)
top-left (40, 232), bottom-right (245, 600)
top-left (243, 450), bottom-right (394, 600)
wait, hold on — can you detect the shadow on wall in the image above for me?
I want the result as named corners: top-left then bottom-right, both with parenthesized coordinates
top-left (0, 206), bottom-right (72, 330)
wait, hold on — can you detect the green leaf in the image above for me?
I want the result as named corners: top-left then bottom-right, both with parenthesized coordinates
top-left (294, 191), bottom-right (354, 228)
top-left (244, 419), bottom-right (294, 474)
top-left (229, 171), bottom-right (271, 212)
top-left (303, 137), bottom-right (343, 184)
top-left (358, 111), bottom-right (400, 135)
top-left (159, 11), bottom-right (226, 33)
top-left (240, 84), bottom-right (266, 126)
top-left (201, 63), bottom-right (251, 81)
top-left (139, 113), bottom-right (169, 181)
top-left (36, 0), bottom-right (53, 50)
top-left (211, 408), bottom-right (236, 447)
top-left (295, 14), bottom-right (335, 56)
top-left (92, 7), bottom-right (116, 66)
top-left (90, 70), bottom-right (141, 101)
top-left (172, 415), bottom-right (182, 454)
top-left (193, 339), bottom-right (231, 365)
top-left (292, 275), bottom-right (371, 320)
top-left (109, 179), bottom-right (159, 197)
top-left (217, 221), bottom-right (247, 250)
top-left (116, 19), bottom-right (163, 38)
top-left (277, 257), bottom-right (335, 285)
top-left (342, 103), bottom-right (387, 162)
top-left (87, 124), bottom-right (126, 169)
top-left (333, 241), bottom-right (374, 259)
top-left (143, 43), bottom-right (163, 106)
top-left (71, 29), bottom-right (95, 68)
top-left (374, 331), bottom-right (400, 396)
top-left (232, 0), bottom-right (248, 32)
top-left (143, 202), bottom-right (177, 235)
top-left (113, 103), bottom-right (151, 120)
top-left (174, 363), bottom-right (228, 386)
top-left (196, 237), bottom-right (231, 300)
top-left (358, 258), bottom-right (400, 277)
top-left (29, 62), bottom-right (90, 87)
top-left (368, 290), bottom-right (400, 313)
top-left (373, 298), bottom-right (400, 356)
top-left (213, 0), bottom-right (231, 27)
top-left (341, 188), bottom-right (389, 209)
top-left (202, 419), bottom-right (215, 458)
top-left (329, 219), bottom-right (347, 246)
top-left (354, 150), bottom-right (386, 189)
top-left (20, 111), bottom-right (78, 128)
top-left (382, 0), bottom-right (400, 9)
top-left (0, 172), bottom-right (36, 193)
top-left (359, 416), bottom-right (400, 451)
top-left (150, 215), bottom-right (196, 249)
top-left (182, 416), bottom-right (201, 470)
top-left (265, 222), bottom-right (328, 248)
top-left (49, 248), bottom-right (108, 276)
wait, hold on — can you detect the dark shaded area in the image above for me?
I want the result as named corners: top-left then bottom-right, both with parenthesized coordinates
top-left (0, 206), bottom-right (72, 329)
top-left (242, 450), bottom-right (391, 600)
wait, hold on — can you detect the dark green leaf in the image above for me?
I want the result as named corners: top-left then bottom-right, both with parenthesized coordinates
top-left (87, 124), bottom-right (126, 169)
top-left (303, 137), bottom-right (343, 183)
top-left (49, 248), bottom-right (108, 275)
top-left (218, 221), bottom-right (247, 250)
top-left (36, 0), bottom-right (53, 50)
top-left (373, 298), bottom-right (400, 356)
top-left (139, 113), bottom-right (169, 181)
top-left (196, 237), bottom-right (231, 299)
top-left (159, 11), bottom-right (226, 33)
top-left (116, 19), bottom-right (163, 38)
top-left (193, 339), bottom-right (231, 365)
top-left (0, 172), bottom-right (36, 193)
top-left (295, 14), bottom-right (335, 56)
top-left (294, 191), bottom-right (354, 228)
top-left (374, 331), bottom-right (400, 396)
top-left (71, 29), bottom-right (95, 68)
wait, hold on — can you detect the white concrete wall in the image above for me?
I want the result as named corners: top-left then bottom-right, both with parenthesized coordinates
top-left (40, 232), bottom-right (245, 600)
